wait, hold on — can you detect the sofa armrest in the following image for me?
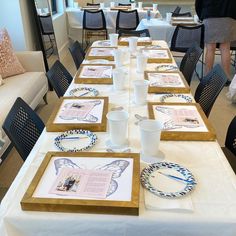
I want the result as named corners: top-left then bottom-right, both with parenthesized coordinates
top-left (15, 51), bottom-right (46, 73)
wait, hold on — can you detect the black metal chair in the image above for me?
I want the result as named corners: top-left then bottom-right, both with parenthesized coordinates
top-left (172, 12), bottom-right (192, 17)
top-left (116, 10), bottom-right (139, 32)
top-left (68, 41), bottom-right (85, 70)
top-left (87, 3), bottom-right (100, 6)
top-left (38, 14), bottom-right (55, 57)
top-left (170, 24), bottom-right (205, 79)
top-left (118, 29), bottom-right (150, 38)
top-left (222, 116), bottom-right (236, 173)
top-left (82, 10), bottom-right (108, 48)
top-left (171, 6), bottom-right (181, 15)
top-left (118, 3), bottom-right (131, 6)
top-left (180, 44), bottom-right (203, 85)
top-left (46, 60), bottom-right (73, 98)
top-left (2, 97), bottom-right (45, 161)
top-left (194, 64), bottom-right (227, 117)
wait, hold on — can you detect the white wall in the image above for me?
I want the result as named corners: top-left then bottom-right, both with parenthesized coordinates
top-left (0, 0), bottom-right (26, 50)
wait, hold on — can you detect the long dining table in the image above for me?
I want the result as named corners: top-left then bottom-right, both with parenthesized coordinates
top-left (1, 40), bottom-right (236, 236)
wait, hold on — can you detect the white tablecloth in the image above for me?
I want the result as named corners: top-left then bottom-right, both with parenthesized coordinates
top-left (67, 7), bottom-right (162, 41)
top-left (1, 41), bottom-right (236, 236)
top-left (137, 19), bottom-right (176, 46)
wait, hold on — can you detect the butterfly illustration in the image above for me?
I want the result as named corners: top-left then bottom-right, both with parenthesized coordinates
top-left (54, 158), bottom-right (130, 197)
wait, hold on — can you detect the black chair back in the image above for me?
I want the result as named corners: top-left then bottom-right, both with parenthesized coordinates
top-left (170, 24), bottom-right (205, 52)
top-left (2, 97), bottom-right (44, 161)
top-left (118, 29), bottom-right (150, 38)
top-left (68, 41), bottom-right (85, 70)
top-left (38, 14), bottom-right (54, 35)
top-left (180, 44), bottom-right (203, 85)
top-left (83, 10), bottom-right (107, 30)
top-left (118, 3), bottom-right (131, 6)
top-left (172, 6), bottom-right (181, 15)
top-left (194, 64), bottom-right (227, 117)
top-left (116, 10), bottom-right (139, 32)
top-left (46, 60), bottom-right (73, 98)
top-left (225, 116), bottom-right (236, 156)
top-left (87, 3), bottom-right (100, 6)
top-left (172, 12), bottom-right (192, 17)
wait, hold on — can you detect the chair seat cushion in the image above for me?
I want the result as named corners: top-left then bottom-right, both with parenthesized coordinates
top-left (0, 29), bottom-right (25, 78)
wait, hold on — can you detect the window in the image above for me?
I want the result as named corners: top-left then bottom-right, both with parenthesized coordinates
top-left (51, 0), bottom-right (57, 14)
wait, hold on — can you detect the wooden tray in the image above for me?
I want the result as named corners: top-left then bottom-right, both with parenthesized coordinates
top-left (86, 47), bottom-right (117, 61)
top-left (46, 97), bottom-right (109, 132)
top-left (118, 37), bottom-right (152, 46)
top-left (145, 71), bottom-right (190, 93)
top-left (110, 6), bottom-right (130, 10)
top-left (148, 102), bottom-right (216, 141)
top-left (75, 64), bottom-right (114, 84)
top-left (142, 48), bottom-right (172, 63)
top-left (21, 152), bottom-right (140, 215)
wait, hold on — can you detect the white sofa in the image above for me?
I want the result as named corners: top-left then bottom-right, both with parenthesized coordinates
top-left (0, 51), bottom-right (48, 161)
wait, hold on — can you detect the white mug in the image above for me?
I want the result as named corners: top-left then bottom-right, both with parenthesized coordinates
top-left (166, 12), bottom-right (172, 22)
top-left (109, 33), bottom-right (119, 46)
top-left (106, 110), bottom-right (129, 147)
top-left (133, 79), bottom-right (149, 105)
top-left (100, 2), bottom-right (105, 9)
top-left (139, 119), bottom-right (163, 162)
top-left (138, 2), bottom-right (143, 10)
top-left (131, 3), bottom-right (136, 9)
top-left (153, 3), bottom-right (158, 12)
top-left (113, 68), bottom-right (126, 90)
top-left (110, 2), bottom-right (115, 8)
top-left (136, 53), bottom-right (147, 73)
top-left (128, 37), bottom-right (138, 53)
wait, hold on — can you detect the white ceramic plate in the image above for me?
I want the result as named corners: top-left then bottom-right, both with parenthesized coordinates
top-left (55, 129), bottom-right (97, 152)
top-left (69, 87), bottom-right (99, 97)
top-left (141, 162), bottom-right (196, 198)
top-left (160, 94), bottom-right (193, 103)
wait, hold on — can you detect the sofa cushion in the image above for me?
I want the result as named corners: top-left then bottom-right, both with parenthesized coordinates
top-left (0, 72), bottom-right (47, 129)
top-left (0, 28), bottom-right (25, 78)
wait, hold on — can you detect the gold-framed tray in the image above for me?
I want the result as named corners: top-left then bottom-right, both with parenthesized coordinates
top-left (148, 102), bottom-right (216, 141)
top-left (118, 37), bottom-right (152, 46)
top-left (141, 48), bottom-right (172, 63)
top-left (86, 47), bottom-right (116, 61)
top-left (144, 71), bottom-right (190, 93)
top-left (46, 97), bottom-right (109, 132)
top-left (110, 6), bottom-right (130, 10)
top-left (75, 64), bottom-right (114, 84)
top-left (21, 151), bottom-right (140, 215)
top-left (171, 21), bottom-right (197, 26)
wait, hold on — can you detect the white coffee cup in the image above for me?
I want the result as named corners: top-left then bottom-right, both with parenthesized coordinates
top-left (139, 119), bottom-right (163, 162)
top-left (109, 33), bottom-right (118, 47)
top-left (131, 3), bottom-right (136, 9)
top-left (110, 2), bottom-right (115, 8)
top-left (136, 53), bottom-right (147, 73)
top-left (128, 37), bottom-right (138, 53)
top-left (133, 79), bottom-right (149, 105)
top-left (100, 2), bottom-right (105, 9)
top-left (113, 68), bottom-right (126, 90)
top-left (153, 3), bottom-right (158, 12)
top-left (113, 49), bottom-right (124, 67)
top-left (166, 12), bottom-right (172, 22)
top-left (106, 110), bottom-right (129, 147)
top-left (138, 2), bottom-right (143, 10)
top-left (194, 14), bottom-right (199, 23)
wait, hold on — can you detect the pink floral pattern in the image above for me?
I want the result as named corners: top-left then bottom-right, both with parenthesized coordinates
top-left (0, 28), bottom-right (25, 78)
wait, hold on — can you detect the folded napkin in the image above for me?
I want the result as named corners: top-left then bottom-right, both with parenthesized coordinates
top-left (141, 162), bottom-right (194, 212)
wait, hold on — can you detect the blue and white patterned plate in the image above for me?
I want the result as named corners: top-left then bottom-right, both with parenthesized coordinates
top-left (160, 94), bottom-right (193, 103)
top-left (140, 162), bottom-right (196, 198)
top-left (55, 129), bottom-right (97, 152)
top-left (69, 87), bottom-right (99, 97)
